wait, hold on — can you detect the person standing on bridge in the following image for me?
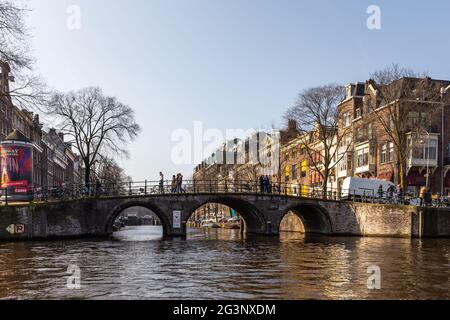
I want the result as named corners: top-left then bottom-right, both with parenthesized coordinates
top-left (171, 175), bottom-right (177, 193)
top-left (259, 175), bottom-right (264, 193)
top-left (176, 173), bottom-right (184, 193)
top-left (159, 172), bottom-right (165, 194)
top-left (419, 186), bottom-right (427, 207)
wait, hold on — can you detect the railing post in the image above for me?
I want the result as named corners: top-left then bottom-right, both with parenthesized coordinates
top-left (145, 180), bottom-right (148, 195)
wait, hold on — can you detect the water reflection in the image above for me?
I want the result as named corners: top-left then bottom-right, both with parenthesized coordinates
top-left (0, 226), bottom-right (448, 300)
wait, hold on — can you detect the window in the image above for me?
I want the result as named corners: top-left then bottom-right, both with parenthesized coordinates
top-left (356, 148), bottom-right (369, 168)
top-left (387, 114), bottom-right (394, 132)
top-left (338, 154), bottom-right (347, 172)
top-left (428, 140), bottom-right (438, 160)
top-left (355, 127), bottom-right (363, 142)
top-left (355, 108), bottom-right (362, 119)
top-left (380, 142), bottom-right (394, 164)
top-left (381, 144), bottom-right (387, 164)
top-left (292, 165), bottom-right (297, 180)
top-left (413, 139), bottom-right (437, 160)
top-left (367, 123), bottom-right (373, 139)
top-left (367, 100), bottom-right (372, 113)
top-left (388, 142), bottom-right (394, 162)
top-left (343, 112), bottom-right (351, 128)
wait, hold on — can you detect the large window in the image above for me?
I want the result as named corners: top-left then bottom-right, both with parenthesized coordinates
top-left (412, 139), bottom-right (438, 160)
top-left (338, 154), bottom-right (347, 172)
top-left (380, 142), bottom-right (394, 164)
top-left (356, 148), bottom-right (369, 168)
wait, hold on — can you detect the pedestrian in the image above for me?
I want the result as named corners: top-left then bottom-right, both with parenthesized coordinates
top-left (159, 172), bottom-right (165, 194)
top-left (424, 189), bottom-right (432, 207)
top-left (176, 173), bottom-right (184, 193)
top-left (259, 175), bottom-right (264, 193)
top-left (268, 176), bottom-right (273, 194)
top-left (388, 185), bottom-right (394, 202)
top-left (419, 186), bottom-right (427, 207)
top-left (396, 184), bottom-right (403, 204)
top-left (377, 185), bottom-right (383, 200)
top-left (171, 175), bottom-right (177, 193)
top-left (180, 174), bottom-right (184, 193)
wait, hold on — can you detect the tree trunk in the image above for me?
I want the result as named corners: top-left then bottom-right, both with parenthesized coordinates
top-left (398, 154), bottom-right (407, 191)
top-left (84, 165), bottom-right (91, 188)
top-left (322, 171), bottom-right (329, 199)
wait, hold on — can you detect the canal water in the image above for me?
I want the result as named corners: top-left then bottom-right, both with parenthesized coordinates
top-left (0, 226), bottom-right (448, 300)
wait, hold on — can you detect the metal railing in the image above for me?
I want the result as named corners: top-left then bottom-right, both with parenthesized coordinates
top-left (0, 180), bottom-right (448, 208)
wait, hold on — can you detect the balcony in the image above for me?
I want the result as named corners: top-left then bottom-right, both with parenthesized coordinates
top-left (406, 133), bottom-right (439, 169)
top-left (355, 164), bottom-right (376, 175)
top-left (407, 157), bottom-right (438, 169)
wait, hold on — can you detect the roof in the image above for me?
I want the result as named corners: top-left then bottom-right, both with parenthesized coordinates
top-left (371, 77), bottom-right (450, 101)
top-left (4, 129), bottom-right (31, 143)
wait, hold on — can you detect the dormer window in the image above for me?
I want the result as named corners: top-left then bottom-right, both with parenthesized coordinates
top-left (346, 84), bottom-right (355, 99)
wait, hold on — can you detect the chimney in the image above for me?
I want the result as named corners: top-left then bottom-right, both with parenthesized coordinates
top-left (58, 132), bottom-right (65, 142)
top-left (288, 119), bottom-right (297, 131)
top-left (0, 62), bottom-right (11, 94)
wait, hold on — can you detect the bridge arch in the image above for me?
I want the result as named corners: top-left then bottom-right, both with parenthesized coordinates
top-left (279, 203), bottom-right (332, 235)
top-left (106, 200), bottom-right (171, 236)
top-left (186, 196), bottom-right (267, 234)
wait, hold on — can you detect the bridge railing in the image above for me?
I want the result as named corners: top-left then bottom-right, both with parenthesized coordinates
top-left (0, 180), bottom-right (449, 208)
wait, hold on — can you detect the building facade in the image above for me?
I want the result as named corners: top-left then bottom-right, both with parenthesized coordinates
top-left (1, 62), bottom-right (84, 190)
top-left (337, 78), bottom-right (450, 195)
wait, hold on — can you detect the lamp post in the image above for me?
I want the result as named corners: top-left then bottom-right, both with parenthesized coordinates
top-left (420, 130), bottom-right (431, 189)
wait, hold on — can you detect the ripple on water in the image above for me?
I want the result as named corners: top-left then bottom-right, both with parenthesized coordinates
top-left (0, 226), bottom-right (449, 300)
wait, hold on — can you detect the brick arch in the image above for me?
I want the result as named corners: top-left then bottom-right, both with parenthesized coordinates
top-left (106, 200), bottom-right (172, 236)
top-left (278, 203), bottom-right (332, 235)
top-left (186, 196), bottom-right (267, 234)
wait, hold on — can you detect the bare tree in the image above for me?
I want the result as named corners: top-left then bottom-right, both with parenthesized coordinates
top-left (95, 155), bottom-right (131, 185)
top-left (370, 63), bottom-right (428, 85)
top-left (48, 87), bottom-right (141, 186)
top-left (0, 0), bottom-right (49, 110)
top-left (286, 84), bottom-right (347, 197)
top-left (369, 64), bottom-right (447, 190)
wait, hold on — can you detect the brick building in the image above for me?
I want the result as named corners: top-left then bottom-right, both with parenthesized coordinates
top-left (337, 77), bottom-right (450, 195)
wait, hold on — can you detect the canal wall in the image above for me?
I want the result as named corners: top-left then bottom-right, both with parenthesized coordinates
top-left (318, 202), bottom-right (450, 238)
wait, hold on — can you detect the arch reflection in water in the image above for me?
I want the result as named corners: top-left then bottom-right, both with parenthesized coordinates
top-left (112, 206), bottom-right (163, 241)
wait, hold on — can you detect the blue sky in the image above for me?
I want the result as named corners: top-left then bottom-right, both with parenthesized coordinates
top-left (27, 0), bottom-right (450, 180)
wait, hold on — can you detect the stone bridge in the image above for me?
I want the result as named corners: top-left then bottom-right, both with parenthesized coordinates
top-left (0, 193), bottom-right (449, 241)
